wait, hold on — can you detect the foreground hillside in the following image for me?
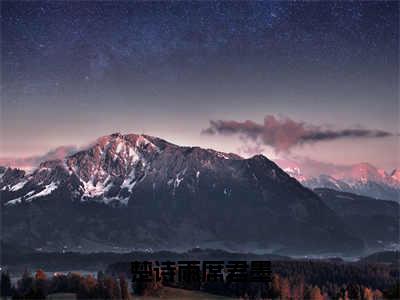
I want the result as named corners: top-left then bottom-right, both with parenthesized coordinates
top-left (315, 188), bottom-right (399, 251)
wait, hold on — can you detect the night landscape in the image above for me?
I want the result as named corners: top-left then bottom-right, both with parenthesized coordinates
top-left (1, 1), bottom-right (399, 299)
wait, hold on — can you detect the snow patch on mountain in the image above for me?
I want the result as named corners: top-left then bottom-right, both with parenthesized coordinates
top-left (10, 180), bottom-right (28, 191)
top-left (27, 182), bottom-right (59, 200)
top-left (121, 175), bottom-right (136, 192)
top-left (173, 169), bottom-right (186, 195)
top-left (81, 177), bottom-right (112, 199)
top-left (5, 197), bottom-right (22, 205)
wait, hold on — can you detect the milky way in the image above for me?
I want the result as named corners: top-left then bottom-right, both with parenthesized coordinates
top-left (1, 1), bottom-right (398, 169)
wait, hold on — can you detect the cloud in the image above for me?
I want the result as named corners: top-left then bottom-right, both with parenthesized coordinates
top-left (274, 156), bottom-right (350, 178)
top-left (237, 142), bottom-right (265, 157)
top-left (0, 145), bottom-right (78, 170)
top-left (202, 115), bottom-right (395, 153)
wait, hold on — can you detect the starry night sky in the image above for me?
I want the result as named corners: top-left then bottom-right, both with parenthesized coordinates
top-left (1, 1), bottom-right (399, 169)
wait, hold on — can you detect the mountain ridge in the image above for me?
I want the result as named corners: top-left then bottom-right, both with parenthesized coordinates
top-left (283, 162), bottom-right (400, 202)
top-left (1, 132), bottom-right (362, 255)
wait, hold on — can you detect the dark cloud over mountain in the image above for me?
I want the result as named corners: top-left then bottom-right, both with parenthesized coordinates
top-left (202, 115), bottom-right (395, 153)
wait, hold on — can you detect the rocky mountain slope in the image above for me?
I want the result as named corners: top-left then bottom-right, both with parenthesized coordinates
top-left (1, 133), bottom-right (362, 255)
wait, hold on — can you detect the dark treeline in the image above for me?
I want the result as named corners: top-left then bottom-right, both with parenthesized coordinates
top-left (1, 259), bottom-right (399, 299)
top-left (0, 270), bottom-right (131, 300)
top-left (272, 260), bottom-right (399, 295)
top-left (2, 245), bottom-right (287, 273)
top-left (109, 259), bottom-right (400, 300)
top-left (127, 261), bottom-right (399, 300)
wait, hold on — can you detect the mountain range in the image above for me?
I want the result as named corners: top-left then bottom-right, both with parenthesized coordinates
top-left (0, 133), bottom-right (398, 256)
top-left (283, 163), bottom-right (400, 202)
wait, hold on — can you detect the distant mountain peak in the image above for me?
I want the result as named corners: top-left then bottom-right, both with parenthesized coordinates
top-left (283, 161), bottom-right (400, 202)
top-left (390, 168), bottom-right (400, 182)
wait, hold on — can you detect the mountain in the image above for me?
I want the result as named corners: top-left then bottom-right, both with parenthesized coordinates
top-left (284, 162), bottom-right (400, 202)
top-left (358, 251), bottom-right (400, 265)
top-left (0, 133), bottom-right (362, 255)
top-left (315, 188), bottom-right (399, 252)
top-left (391, 168), bottom-right (400, 182)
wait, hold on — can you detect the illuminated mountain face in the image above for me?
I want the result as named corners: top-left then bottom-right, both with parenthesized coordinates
top-left (0, 133), bottom-right (362, 255)
top-left (284, 162), bottom-right (400, 202)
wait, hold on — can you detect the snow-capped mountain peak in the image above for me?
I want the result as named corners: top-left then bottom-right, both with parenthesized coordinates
top-left (0, 133), bottom-right (244, 206)
top-left (282, 161), bottom-right (400, 202)
top-left (283, 167), bottom-right (307, 182)
top-left (390, 168), bottom-right (400, 182)
top-left (1, 133), bottom-right (365, 254)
